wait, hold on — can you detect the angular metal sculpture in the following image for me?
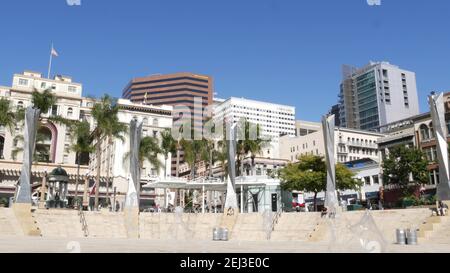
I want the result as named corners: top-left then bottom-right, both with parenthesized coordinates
top-left (125, 118), bottom-right (142, 209)
top-left (15, 106), bottom-right (40, 204)
top-left (224, 122), bottom-right (238, 209)
top-left (322, 114), bottom-right (338, 211)
top-left (124, 119), bottom-right (141, 238)
top-left (429, 93), bottom-right (450, 201)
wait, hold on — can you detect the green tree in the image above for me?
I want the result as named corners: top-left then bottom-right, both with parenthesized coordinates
top-left (382, 145), bottom-right (428, 194)
top-left (91, 95), bottom-right (128, 209)
top-left (11, 89), bottom-right (74, 161)
top-left (138, 136), bottom-right (163, 172)
top-left (68, 120), bottom-right (95, 206)
top-left (279, 154), bottom-right (361, 211)
top-left (0, 97), bottom-right (17, 132)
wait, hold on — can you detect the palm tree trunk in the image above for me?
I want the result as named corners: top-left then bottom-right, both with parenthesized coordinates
top-left (164, 154), bottom-right (168, 178)
top-left (74, 152), bottom-right (80, 207)
top-left (176, 147), bottom-right (180, 177)
top-left (209, 149), bottom-right (213, 178)
top-left (105, 136), bottom-right (113, 207)
top-left (94, 140), bottom-right (101, 210)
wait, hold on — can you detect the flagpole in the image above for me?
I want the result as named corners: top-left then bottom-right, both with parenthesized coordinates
top-left (47, 43), bottom-right (53, 79)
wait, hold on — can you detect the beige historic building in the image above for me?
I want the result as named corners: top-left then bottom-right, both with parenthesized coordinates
top-left (0, 71), bottom-right (173, 208)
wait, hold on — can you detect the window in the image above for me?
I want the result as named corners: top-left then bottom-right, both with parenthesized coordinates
top-left (17, 101), bottom-right (24, 109)
top-left (63, 155), bottom-right (69, 164)
top-left (67, 107), bottom-right (73, 118)
top-left (153, 131), bottom-right (158, 138)
top-left (153, 119), bottom-right (159, 127)
top-left (52, 84), bottom-right (56, 90)
top-left (68, 86), bottom-right (77, 92)
top-left (41, 82), bottom-right (46, 89)
top-left (420, 124), bottom-right (430, 141)
top-left (18, 79), bottom-right (28, 86)
top-left (372, 175), bottom-right (379, 185)
top-left (51, 105), bottom-right (58, 116)
top-left (143, 118), bottom-right (148, 126)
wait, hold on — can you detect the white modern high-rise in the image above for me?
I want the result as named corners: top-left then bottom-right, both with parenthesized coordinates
top-left (339, 61), bottom-right (420, 131)
top-left (213, 97), bottom-right (296, 158)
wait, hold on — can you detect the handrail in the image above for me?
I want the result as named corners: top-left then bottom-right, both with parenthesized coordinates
top-left (78, 207), bottom-right (89, 237)
top-left (267, 207), bottom-right (283, 240)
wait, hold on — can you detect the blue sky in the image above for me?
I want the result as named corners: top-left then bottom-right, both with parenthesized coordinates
top-left (0, 0), bottom-right (449, 121)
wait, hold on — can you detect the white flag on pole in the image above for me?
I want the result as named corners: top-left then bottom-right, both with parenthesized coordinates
top-left (51, 47), bottom-right (59, 57)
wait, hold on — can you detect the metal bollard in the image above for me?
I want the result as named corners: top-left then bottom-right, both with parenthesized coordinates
top-left (221, 228), bottom-right (229, 241)
top-left (396, 229), bottom-right (406, 245)
top-left (406, 229), bottom-right (418, 245)
top-left (213, 228), bottom-right (222, 241)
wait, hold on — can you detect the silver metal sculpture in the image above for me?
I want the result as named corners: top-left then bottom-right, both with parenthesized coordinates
top-left (429, 93), bottom-right (450, 201)
top-left (125, 119), bottom-right (142, 209)
top-left (322, 114), bottom-right (338, 211)
top-left (15, 106), bottom-right (40, 204)
top-left (224, 122), bottom-right (238, 209)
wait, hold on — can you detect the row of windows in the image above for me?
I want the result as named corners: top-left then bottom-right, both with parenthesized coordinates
top-left (18, 78), bottom-right (77, 92)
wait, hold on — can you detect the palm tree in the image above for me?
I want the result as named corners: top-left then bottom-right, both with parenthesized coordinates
top-left (0, 97), bottom-right (17, 132)
top-left (91, 95), bottom-right (128, 209)
top-left (216, 140), bottom-right (228, 180)
top-left (68, 120), bottom-right (94, 206)
top-left (160, 129), bottom-right (176, 178)
top-left (11, 88), bottom-right (74, 161)
top-left (180, 139), bottom-right (195, 179)
top-left (138, 136), bottom-right (163, 173)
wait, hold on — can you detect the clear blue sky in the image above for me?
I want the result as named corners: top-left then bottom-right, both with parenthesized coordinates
top-left (0, 0), bottom-right (449, 121)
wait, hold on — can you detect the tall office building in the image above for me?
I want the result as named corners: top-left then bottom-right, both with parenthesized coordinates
top-left (328, 104), bottom-right (341, 127)
top-left (122, 72), bottom-right (214, 130)
top-left (338, 62), bottom-right (420, 131)
top-left (214, 97), bottom-right (296, 158)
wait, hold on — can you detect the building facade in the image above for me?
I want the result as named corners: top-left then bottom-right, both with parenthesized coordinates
top-left (378, 92), bottom-right (450, 186)
top-left (280, 122), bottom-right (385, 164)
top-left (122, 72), bottom-right (213, 131)
top-left (338, 62), bottom-right (420, 131)
top-left (0, 71), bottom-right (173, 208)
top-left (214, 97), bottom-right (296, 158)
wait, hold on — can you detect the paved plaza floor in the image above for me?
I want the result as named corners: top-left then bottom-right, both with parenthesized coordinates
top-left (0, 236), bottom-right (449, 253)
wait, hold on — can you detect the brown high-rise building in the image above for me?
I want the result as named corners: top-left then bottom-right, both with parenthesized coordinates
top-left (122, 72), bottom-right (214, 178)
top-left (122, 72), bottom-right (214, 131)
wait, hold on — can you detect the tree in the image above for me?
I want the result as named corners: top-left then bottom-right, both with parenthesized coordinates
top-left (11, 89), bottom-right (74, 161)
top-left (68, 120), bottom-right (94, 206)
top-left (0, 97), bottom-right (17, 132)
top-left (138, 136), bottom-right (163, 173)
top-left (91, 95), bottom-right (128, 209)
top-left (382, 145), bottom-right (428, 194)
top-left (160, 129), bottom-right (176, 178)
top-left (279, 154), bottom-right (361, 211)
top-left (236, 120), bottom-right (269, 176)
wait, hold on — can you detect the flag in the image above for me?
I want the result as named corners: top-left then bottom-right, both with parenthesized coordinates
top-left (51, 46), bottom-right (59, 57)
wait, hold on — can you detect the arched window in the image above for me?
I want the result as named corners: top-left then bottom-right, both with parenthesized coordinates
top-left (153, 118), bottom-right (159, 127)
top-left (17, 101), bottom-right (24, 109)
top-left (67, 107), bottom-right (73, 118)
top-left (420, 124), bottom-right (430, 140)
top-left (143, 118), bottom-right (148, 126)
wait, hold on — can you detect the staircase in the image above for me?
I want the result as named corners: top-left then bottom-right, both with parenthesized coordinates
top-left (271, 212), bottom-right (322, 241)
top-left (83, 211), bottom-right (127, 238)
top-left (33, 209), bottom-right (84, 238)
top-left (231, 213), bottom-right (267, 241)
top-left (0, 208), bottom-right (24, 237)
